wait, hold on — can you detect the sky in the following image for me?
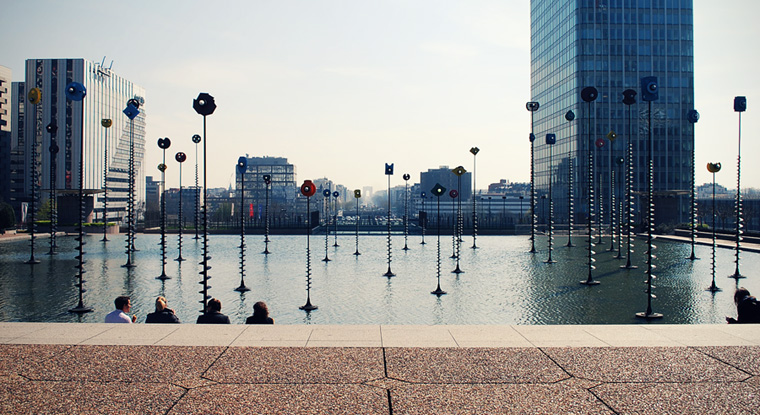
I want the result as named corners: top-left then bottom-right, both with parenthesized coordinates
top-left (1, 0), bottom-right (759, 194)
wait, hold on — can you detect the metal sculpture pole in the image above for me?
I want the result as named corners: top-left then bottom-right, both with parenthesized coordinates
top-left (353, 189), bottom-right (361, 256)
top-left (25, 88), bottom-right (42, 265)
top-left (431, 183), bottom-right (447, 296)
top-left (332, 191), bottom-right (340, 247)
top-left (526, 101), bottom-right (540, 253)
top-left (235, 156), bottom-right (250, 292)
top-left (687, 109), bottom-right (700, 260)
top-left (452, 166), bottom-right (466, 274)
top-left (46, 122), bottom-right (59, 255)
top-left (122, 99), bottom-right (140, 268)
top-left (175, 152), bottom-right (187, 262)
top-left (580, 86), bottom-right (599, 286)
top-left (157, 137), bottom-right (171, 281)
top-left (322, 189), bottom-right (331, 262)
top-left (636, 77), bottom-right (663, 319)
top-left (565, 110), bottom-right (576, 247)
top-left (192, 134), bottom-right (201, 240)
top-left (263, 174), bottom-right (272, 254)
top-left (606, 130), bottom-right (618, 252)
top-left (420, 192), bottom-right (427, 245)
top-left (730, 96), bottom-right (746, 279)
top-left (596, 137), bottom-right (605, 245)
top-left (66, 81), bottom-right (93, 313)
top-left (470, 147), bottom-right (480, 249)
top-left (384, 163), bottom-right (395, 277)
top-left (402, 173), bottom-right (410, 251)
top-left (614, 156), bottom-right (625, 259)
top-left (621, 89), bottom-right (637, 269)
top-left (545, 134), bottom-right (556, 263)
top-left (101, 119), bottom-right (112, 242)
top-left (707, 162), bottom-right (722, 292)
top-left (193, 92), bottom-right (217, 315)
top-left (449, 190), bottom-right (458, 259)
top-left (300, 180), bottom-right (318, 311)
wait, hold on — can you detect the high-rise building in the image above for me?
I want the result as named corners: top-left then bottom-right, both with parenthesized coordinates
top-left (420, 166), bottom-right (472, 202)
top-left (530, 0), bottom-right (695, 225)
top-left (15, 58), bottom-right (146, 224)
top-left (235, 156), bottom-right (297, 217)
top-left (0, 66), bottom-right (12, 208)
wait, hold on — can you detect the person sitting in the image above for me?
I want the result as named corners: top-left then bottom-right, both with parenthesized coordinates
top-left (104, 296), bottom-right (137, 323)
top-left (196, 298), bottom-right (231, 324)
top-left (726, 288), bottom-right (760, 324)
top-left (145, 296), bottom-right (180, 324)
top-left (245, 301), bottom-right (275, 324)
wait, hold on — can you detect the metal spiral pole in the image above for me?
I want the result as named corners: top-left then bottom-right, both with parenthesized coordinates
top-left (636, 97), bottom-right (662, 319)
top-left (235, 157), bottom-right (250, 292)
top-left (621, 90), bottom-right (637, 270)
top-left (730, 100), bottom-right (745, 279)
top-left (581, 152), bottom-right (599, 286)
top-left (333, 191), bottom-right (339, 247)
top-left (527, 101), bottom-right (539, 254)
top-left (354, 190), bottom-right (361, 256)
top-left (470, 147), bottom-right (479, 249)
top-left (193, 93), bottom-right (216, 315)
top-left (687, 109), bottom-right (700, 260)
top-left (322, 190), bottom-right (331, 262)
top-left (157, 138), bottom-right (171, 281)
top-left (597, 171), bottom-right (604, 245)
top-left (67, 82), bottom-right (92, 313)
top-left (175, 152), bottom-right (186, 262)
top-left (565, 110), bottom-right (576, 248)
top-left (101, 120), bottom-right (111, 242)
top-left (300, 195), bottom-right (317, 311)
top-left (384, 173), bottom-right (395, 277)
top-left (707, 163), bottom-right (721, 292)
top-left (450, 192), bottom-right (457, 259)
top-left (25, 123), bottom-right (41, 264)
top-left (402, 174), bottom-right (410, 250)
top-left (122, 100), bottom-right (139, 269)
top-left (614, 156), bottom-right (625, 259)
top-left (546, 134), bottom-right (556, 264)
top-left (47, 123), bottom-right (59, 255)
top-left (263, 176), bottom-right (271, 254)
top-left (420, 194), bottom-right (427, 245)
top-left (453, 173), bottom-right (463, 274)
top-left (609, 168), bottom-right (617, 253)
top-left (432, 184), bottom-right (446, 296)
top-left (192, 134), bottom-right (201, 240)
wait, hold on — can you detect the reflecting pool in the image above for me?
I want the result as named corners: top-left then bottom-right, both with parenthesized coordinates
top-left (1, 233), bottom-right (757, 325)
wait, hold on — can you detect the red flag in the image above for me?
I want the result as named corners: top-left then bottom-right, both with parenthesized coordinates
top-left (249, 203), bottom-right (253, 218)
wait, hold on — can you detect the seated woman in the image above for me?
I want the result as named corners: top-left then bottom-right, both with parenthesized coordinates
top-left (246, 301), bottom-right (274, 324)
top-left (726, 288), bottom-right (760, 324)
top-left (145, 296), bottom-right (180, 323)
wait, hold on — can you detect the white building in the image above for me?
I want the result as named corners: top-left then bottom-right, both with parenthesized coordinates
top-left (15, 58), bottom-right (146, 223)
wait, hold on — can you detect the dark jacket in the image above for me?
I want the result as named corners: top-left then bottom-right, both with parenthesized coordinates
top-left (145, 309), bottom-right (180, 324)
top-left (196, 311), bottom-right (231, 324)
top-left (245, 315), bottom-right (274, 324)
top-left (736, 296), bottom-right (760, 324)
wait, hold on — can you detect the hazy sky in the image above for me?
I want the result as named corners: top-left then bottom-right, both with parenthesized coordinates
top-left (1, 0), bottom-right (758, 193)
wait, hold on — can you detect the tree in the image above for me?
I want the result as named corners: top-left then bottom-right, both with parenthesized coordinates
top-left (0, 201), bottom-right (16, 231)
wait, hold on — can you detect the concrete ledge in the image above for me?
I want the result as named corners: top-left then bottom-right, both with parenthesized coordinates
top-left (1, 322), bottom-right (759, 347)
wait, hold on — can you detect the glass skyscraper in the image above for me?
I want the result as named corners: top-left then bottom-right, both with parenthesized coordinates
top-left (530, 0), bottom-right (695, 227)
top-left (15, 58), bottom-right (146, 224)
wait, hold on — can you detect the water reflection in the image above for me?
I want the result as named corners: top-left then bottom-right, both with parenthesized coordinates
top-left (0, 234), bottom-right (758, 325)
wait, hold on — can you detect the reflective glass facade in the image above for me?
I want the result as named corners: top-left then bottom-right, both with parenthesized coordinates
top-left (530, 0), bottom-right (694, 225)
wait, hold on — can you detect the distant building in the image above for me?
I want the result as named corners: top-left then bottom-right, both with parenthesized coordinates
top-left (0, 66), bottom-right (12, 209)
top-left (235, 156), bottom-right (297, 220)
top-left (145, 176), bottom-right (160, 213)
top-left (419, 166), bottom-right (472, 202)
top-left (14, 58), bottom-right (146, 224)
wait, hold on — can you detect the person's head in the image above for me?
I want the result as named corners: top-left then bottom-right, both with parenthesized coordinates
top-left (155, 296), bottom-right (168, 312)
top-left (114, 296), bottom-right (131, 312)
top-left (735, 288), bottom-right (752, 305)
top-left (253, 301), bottom-right (269, 317)
top-left (207, 298), bottom-right (222, 313)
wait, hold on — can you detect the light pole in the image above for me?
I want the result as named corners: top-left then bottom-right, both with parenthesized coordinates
top-left (470, 146), bottom-right (480, 249)
top-left (707, 162), bottom-right (722, 292)
top-left (729, 96), bottom-right (746, 279)
top-left (526, 101), bottom-right (540, 253)
top-left (687, 109), bottom-right (700, 260)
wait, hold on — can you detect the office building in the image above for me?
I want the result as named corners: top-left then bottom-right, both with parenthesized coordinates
top-left (530, 0), bottom-right (695, 225)
top-left (0, 66), bottom-right (12, 208)
top-left (419, 166), bottom-right (472, 202)
top-left (235, 156), bottom-right (297, 219)
top-left (15, 58), bottom-right (146, 224)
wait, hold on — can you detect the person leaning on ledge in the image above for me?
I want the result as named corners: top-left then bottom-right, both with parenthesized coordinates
top-left (105, 296), bottom-right (137, 323)
top-left (145, 296), bottom-right (180, 324)
top-left (196, 298), bottom-right (231, 324)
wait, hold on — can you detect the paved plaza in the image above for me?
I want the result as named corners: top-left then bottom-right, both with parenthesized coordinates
top-left (1, 323), bottom-right (759, 414)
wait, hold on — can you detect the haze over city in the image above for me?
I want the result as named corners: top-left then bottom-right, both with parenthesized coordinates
top-left (1, 0), bottom-right (758, 193)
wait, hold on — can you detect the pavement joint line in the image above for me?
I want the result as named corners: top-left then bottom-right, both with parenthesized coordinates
top-left (583, 328), bottom-right (613, 347)
top-left (198, 345), bottom-right (231, 383)
top-left (162, 388), bottom-right (189, 415)
top-left (690, 346), bottom-right (756, 380)
top-left (153, 326), bottom-right (182, 345)
top-left (447, 328), bottom-right (460, 347)
top-left (586, 384), bottom-right (620, 414)
top-left (537, 346), bottom-right (575, 384)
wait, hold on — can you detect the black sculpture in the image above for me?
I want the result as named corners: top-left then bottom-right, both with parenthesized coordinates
top-left (322, 188), bottom-right (331, 262)
top-left (526, 101), bottom-right (540, 253)
top-left (263, 174), bottom-right (272, 254)
top-left (451, 166), bottom-right (466, 274)
top-left (729, 96), bottom-right (746, 279)
top-left (384, 163), bottom-right (395, 277)
top-left (175, 151), bottom-right (187, 262)
top-left (564, 110), bottom-right (576, 248)
top-left (300, 180), bottom-right (318, 311)
top-left (621, 89), bottom-right (638, 270)
top-left (46, 122), bottom-right (59, 255)
top-left (470, 147), bottom-right (480, 249)
top-left (353, 189), bottom-right (361, 256)
top-left (25, 87), bottom-right (42, 265)
top-left (431, 183), bottom-right (447, 296)
top-left (101, 119), bottom-right (112, 242)
top-left (192, 134), bottom-right (202, 240)
top-left (402, 173), bottom-right (410, 251)
top-left (545, 134), bottom-right (556, 264)
top-left (686, 109), bottom-right (700, 261)
top-left (157, 137), bottom-right (171, 281)
top-left (580, 86), bottom-right (599, 286)
top-left (235, 157), bottom-right (250, 292)
top-left (707, 162), bottom-right (722, 292)
top-left (122, 98), bottom-right (140, 268)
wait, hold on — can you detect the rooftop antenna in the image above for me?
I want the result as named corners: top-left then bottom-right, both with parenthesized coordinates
top-left (108, 60), bottom-right (114, 70)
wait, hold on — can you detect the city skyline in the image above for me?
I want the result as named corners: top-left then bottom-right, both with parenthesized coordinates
top-left (1, 0), bottom-right (758, 194)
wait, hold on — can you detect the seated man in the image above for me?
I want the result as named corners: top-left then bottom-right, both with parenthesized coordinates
top-left (196, 298), bottom-right (231, 324)
top-left (105, 296), bottom-right (137, 323)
